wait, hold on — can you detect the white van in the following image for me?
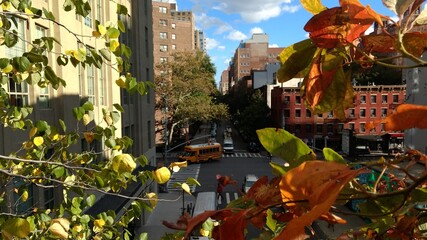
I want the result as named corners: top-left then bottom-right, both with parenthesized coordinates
top-left (223, 138), bottom-right (234, 154)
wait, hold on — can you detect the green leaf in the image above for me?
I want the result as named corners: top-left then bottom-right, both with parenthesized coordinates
top-left (52, 166), bottom-right (65, 178)
top-left (257, 128), bottom-right (314, 168)
top-left (72, 107), bottom-right (85, 121)
top-left (58, 119), bottom-right (66, 132)
top-left (300, 0), bottom-right (327, 15)
top-left (269, 161), bottom-right (288, 176)
top-left (86, 194), bottom-right (96, 207)
top-left (116, 3), bottom-right (128, 15)
top-left (113, 103), bottom-right (124, 112)
top-left (13, 56), bottom-right (31, 72)
top-left (137, 233), bottom-right (149, 240)
top-left (99, 48), bottom-right (111, 61)
top-left (186, 177), bottom-right (201, 186)
top-left (82, 101), bottom-right (94, 111)
top-left (42, 7), bottom-right (55, 20)
top-left (266, 209), bottom-right (277, 231)
top-left (107, 27), bottom-right (120, 39)
top-left (95, 175), bottom-right (104, 188)
top-left (135, 155), bottom-right (148, 166)
top-left (118, 19), bottom-right (126, 32)
top-left (105, 138), bottom-right (116, 148)
top-left (57, 55), bottom-right (68, 66)
top-left (44, 66), bottom-right (60, 89)
top-left (323, 147), bottom-right (346, 163)
top-left (80, 214), bottom-right (90, 224)
top-left (111, 111), bottom-right (120, 124)
top-left (0, 58), bottom-right (9, 69)
top-left (277, 39), bottom-right (317, 82)
top-left (28, 72), bottom-right (41, 85)
top-left (36, 120), bottom-right (49, 132)
top-left (4, 30), bottom-right (19, 47)
top-left (24, 52), bottom-right (46, 63)
top-left (1, 218), bottom-right (31, 238)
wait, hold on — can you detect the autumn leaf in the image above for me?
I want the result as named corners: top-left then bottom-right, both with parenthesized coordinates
top-left (33, 136), bottom-right (44, 147)
top-left (215, 210), bottom-right (247, 240)
top-left (277, 161), bottom-right (362, 240)
top-left (361, 34), bottom-right (396, 53)
top-left (402, 32), bottom-right (427, 57)
top-left (366, 104), bottom-right (427, 131)
top-left (83, 132), bottom-right (94, 144)
top-left (300, 0), bottom-right (327, 15)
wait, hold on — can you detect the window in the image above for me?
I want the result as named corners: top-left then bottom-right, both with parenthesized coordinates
top-left (171, 23), bottom-right (176, 29)
top-left (160, 44), bottom-right (168, 52)
top-left (284, 109), bottom-right (290, 118)
top-left (295, 124), bottom-right (301, 133)
top-left (84, 0), bottom-right (93, 27)
top-left (295, 96), bottom-right (301, 104)
top-left (305, 109), bottom-right (312, 117)
top-left (316, 124), bottom-right (323, 134)
top-left (159, 19), bottom-right (167, 26)
top-left (327, 124), bottom-right (333, 133)
top-left (349, 123), bottom-right (355, 130)
top-left (381, 108), bottom-right (387, 117)
top-left (382, 95), bottom-right (388, 103)
top-left (160, 32), bottom-right (167, 39)
top-left (172, 44), bottom-right (176, 50)
top-left (381, 123), bottom-right (385, 132)
top-left (87, 65), bottom-right (95, 104)
top-left (295, 109), bottom-right (301, 117)
top-left (284, 96), bottom-right (290, 103)
top-left (360, 123), bottom-right (366, 133)
top-left (160, 57), bottom-right (168, 63)
top-left (393, 94), bottom-right (399, 103)
top-left (35, 25), bottom-right (50, 109)
top-left (305, 124), bottom-right (312, 134)
top-left (96, 0), bottom-right (102, 21)
top-left (159, 6), bottom-right (167, 13)
top-left (360, 95), bottom-right (366, 103)
top-left (360, 108), bottom-right (366, 117)
top-left (98, 67), bottom-right (105, 105)
top-left (338, 123), bottom-right (344, 133)
top-left (327, 111), bottom-right (333, 118)
top-left (349, 108), bottom-right (355, 118)
top-left (317, 113), bottom-right (323, 118)
top-left (6, 17), bottom-right (28, 107)
top-left (171, 34), bottom-right (176, 40)
top-left (370, 95), bottom-right (377, 104)
top-left (370, 108), bottom-right (376, 117)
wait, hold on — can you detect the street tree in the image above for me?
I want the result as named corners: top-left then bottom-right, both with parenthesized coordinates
top-left (155, 50), bottom-right (229, 143)
top-left (163, 0), bottom-right (427, 239)
top-left (0, 1), bottom-right (181, 239)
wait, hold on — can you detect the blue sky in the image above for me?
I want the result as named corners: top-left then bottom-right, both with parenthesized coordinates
top-left (173, 0), bottom-right (398, 85)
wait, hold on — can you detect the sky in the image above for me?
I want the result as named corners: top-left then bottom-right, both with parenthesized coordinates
top-left (172, 0), bottom-right (399, 86)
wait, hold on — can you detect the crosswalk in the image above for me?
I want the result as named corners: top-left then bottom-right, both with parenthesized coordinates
top-left (166, 164), bottom-right (200, 192)
top-left (222, 152), bottom-right (264, 158)
top-left (218, 192), bottom-right (240, 205)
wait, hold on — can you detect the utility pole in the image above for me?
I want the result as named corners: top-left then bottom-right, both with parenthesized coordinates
top-left (163, 97), bottom-right (168, 164)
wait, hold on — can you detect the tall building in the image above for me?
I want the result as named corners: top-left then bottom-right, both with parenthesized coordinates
top-left (152, 0), bottom-right (195, 64)
top-left (228, 33), bottom-right (284, 91)
top-left (194, 29), bottom-right (206, 52)
top-left (0, 0), bottom-right (155, 225)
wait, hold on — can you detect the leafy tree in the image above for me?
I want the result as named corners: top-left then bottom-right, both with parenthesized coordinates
top-left (162, 1), bottom-right (427, 239)
top-left (0, 1), bottom-right (182, 239)
top-left (155, 50), bottom-right (229, 143)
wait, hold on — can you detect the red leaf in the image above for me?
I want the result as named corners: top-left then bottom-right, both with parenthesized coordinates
top-left (215, 210), bottom-right (247, 240)
top-left (361, 34), bottom-right (396, 53)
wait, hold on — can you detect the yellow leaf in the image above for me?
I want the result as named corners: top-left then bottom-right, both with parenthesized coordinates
top-left (29, 127), bottom-right (37, 138)
top-left (181, 183), bottom-right (191, 195)
top-left (51, 133), bottom-right (59, 141)
top-left (72, 224), bottom-right (83, 233)
top-left (110, 154), bottom-right (136, 174)
top-left (98, 24), bottom-right (107, 35)
top-left (92, 31), bottom-right (101, 38)
top-left (49, 218), bottom-right (70, 239)
top-left (82, 113), bottom-right (91, 126)
top-left (93, 219), bottom-right (105, 233)
top-left (22, 141), bottom-right (33, 150)
top-left (109, 39), bottom-right (120, 52)
top-left (146, 192), bottom-right (158, 208)
top-left (153, 167), bottom-right (171, 184)
top-left (2, 64), bottom-right (13, 73)
top-left (33, 136), bottom-right (44, 147)
top-left (24, 8), bottom-right (33, 14)
top-left (2, 2), bottom-right (11, 11)
top-left (21, 190), bottom-right (28, 202)
top-left (115, 77), bottom-right (126, 88)
top-left (169, 161), bottom-right (188, 173)
top-left (65, 50), bottom-right (74, 56)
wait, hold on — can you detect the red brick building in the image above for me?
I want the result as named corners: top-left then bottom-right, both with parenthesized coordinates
top-left (271, 85), bottom-right (406, 150)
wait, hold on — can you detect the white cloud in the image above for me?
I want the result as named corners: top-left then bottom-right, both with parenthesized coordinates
top-left (224, 58), bottom-right (231, 64)
top-left (269, 43), bottom-right (279, 48)
top-left (218, 45), bottom-right (226, 50)
top-left (206, 38), bottom-right (220, 50)
top-left (211, 0), bottom-right (297, 23)
top-left (227, 30), bottom-right (248, 41)
top-left (250, 27), bottom-right (264, 35)
top-left (194, 13), bottom-right (233, 35)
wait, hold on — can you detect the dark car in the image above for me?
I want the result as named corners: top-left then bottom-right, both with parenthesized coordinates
top-left (248, 142), bottom-right (260, 153)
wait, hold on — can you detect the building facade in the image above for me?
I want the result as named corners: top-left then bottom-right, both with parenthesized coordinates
top-left (0, 0), bottom-right (156, 225)
top-left (271, 85), bottom-right (406, 150)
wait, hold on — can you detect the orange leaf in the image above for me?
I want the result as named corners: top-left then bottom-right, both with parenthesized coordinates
top-left (277, 161), bottom-right (362, 240)
top-left (305, 0), bottom-right (383, 49)
top-left (83, 132), bottom-right (94, 144)
top-left (215, 210), bottom-right (247, 240)
top-left (361, 34), bottom-right (396, 53)
top-left (367, 104), bottom-right (427, 131)
top-left (402, 32), bottom-right (427, 57)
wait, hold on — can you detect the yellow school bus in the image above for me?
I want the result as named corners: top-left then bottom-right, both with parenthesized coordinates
top-left (178, 143), bottom-right (222, 163)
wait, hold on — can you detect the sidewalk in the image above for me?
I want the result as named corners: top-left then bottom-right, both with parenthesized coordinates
top-left (136, 192), bottom-right (196, 239)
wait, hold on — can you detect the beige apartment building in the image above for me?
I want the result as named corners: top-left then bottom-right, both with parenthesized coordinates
top-left (0, 0), bottom-right (156, 224)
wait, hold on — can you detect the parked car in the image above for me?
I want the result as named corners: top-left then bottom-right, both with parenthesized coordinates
top-left (355, 145), bottom-right (370, 155)
top-left (242, 174), bottom-right (258, 194)
top-left (247, 142), bottom-right (260, 153)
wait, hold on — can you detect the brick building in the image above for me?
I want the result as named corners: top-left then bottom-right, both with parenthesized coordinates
top-left (271, 85), bottom-right (406, 150)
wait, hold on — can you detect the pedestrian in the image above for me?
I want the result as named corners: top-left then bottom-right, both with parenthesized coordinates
top-left (217, 182), bottom-right (224, 201)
